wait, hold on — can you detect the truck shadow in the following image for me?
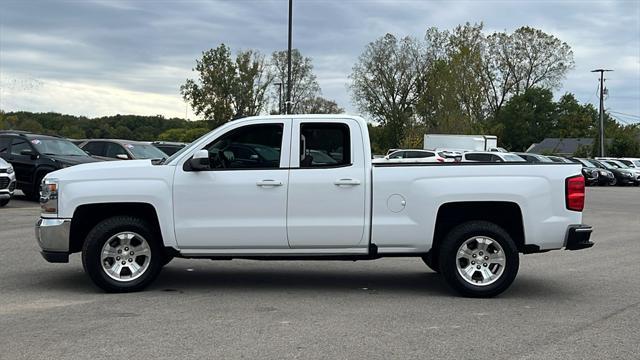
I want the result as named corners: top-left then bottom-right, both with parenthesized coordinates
top-left (26, 263), bottom-right (577, 299)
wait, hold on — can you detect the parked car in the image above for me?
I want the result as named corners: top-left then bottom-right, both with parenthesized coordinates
top-left (0, 131), bottom-right (100, 200)
top-left (0, 157), bottom-right (16, 207)
top-left (589, 159), bottom-right (638, 186)
top-left (546, 155), bottom-right (574, 163)
top-left (617, 158), bottom-right (640, 169)
top-left (570, 158), bottom-right (613, 186)
top-left (600, 159), bottom-right (640, 186)
top-left (150, 141), bottom-right (187, 156)
top-left (514, 153), bottom-right (553, 163)
top-left (80, 139), bottom-right (168, 161)
top-left (35, 115), bottom-right (593, 297)
top-left (373, 149), bottom-right (446, 163)
top-left (461, 152), bottom-right (525, 162)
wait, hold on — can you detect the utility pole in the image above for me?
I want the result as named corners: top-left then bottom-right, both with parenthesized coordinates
top-left (286, 0), bottom-right (293, 115)
top-left (591, 69), bottom-right (613, 157)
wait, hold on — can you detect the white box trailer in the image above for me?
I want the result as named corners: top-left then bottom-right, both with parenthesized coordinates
top-left (424, 134), bottom-right (499, 152)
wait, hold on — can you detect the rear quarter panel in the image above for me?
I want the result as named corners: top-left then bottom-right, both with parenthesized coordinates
top-left (371, 163), bottom-right (583, 253)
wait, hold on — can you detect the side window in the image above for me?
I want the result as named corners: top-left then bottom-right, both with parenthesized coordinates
top-left (82, 142), bottom-right (105, 156)
top-left (407, 151), bottom-right (433, 158)
top-left (204, 123), bottom-right (283, 169)
top-left (11, 138), bottom-right (31, 156)
top-left (491, 155), bottom-right (504, 162)
top-left (0, 137), bottom-right (10, 155)
top-left (466, 153), bottom-right (491, 162)
top-left (300, 123), bottom-right (350, 168)
top-left (105, 143), bottom-right (128, 159)
top-left (389, 151), bottom-right (404, 159)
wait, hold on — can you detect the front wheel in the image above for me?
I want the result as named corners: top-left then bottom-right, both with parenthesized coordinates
top-left (0, 197), bottom-right (10, 207)
top-left (438, 221), bottom-right (519, 298)
top-left (82, 216), bottom-right (163, 292)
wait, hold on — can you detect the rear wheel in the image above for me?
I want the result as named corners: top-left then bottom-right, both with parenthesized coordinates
top-left (82, 216), bottom-right (163, 292)
top-left (438, 221), bottom-right (519, 298)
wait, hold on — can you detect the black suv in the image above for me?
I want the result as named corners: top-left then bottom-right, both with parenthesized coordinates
top-left (0, 131), bottom-right (100, 200)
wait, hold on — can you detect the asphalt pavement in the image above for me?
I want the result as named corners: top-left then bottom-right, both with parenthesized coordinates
top-left (1, 187), bottom-right (639, 359)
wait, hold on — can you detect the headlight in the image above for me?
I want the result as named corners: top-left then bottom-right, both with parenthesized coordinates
top-left (40, 178), bottom-right (59, 215)
top-left (599, 170), bottom-right (607, 176)
top-left (6, 166), bottom-right (13, 174)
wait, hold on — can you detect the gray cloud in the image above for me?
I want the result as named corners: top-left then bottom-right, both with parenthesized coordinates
top-left (0, 0), bottom-right (638, 121)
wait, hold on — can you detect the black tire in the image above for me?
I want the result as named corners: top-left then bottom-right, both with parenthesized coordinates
top-left (82, 216), bottom-right (163, 293)
top-left (0, 197), bottom-right (10, 207)
top-left (609, 178), bottom-right (617, 186)
top-left (438, 221), bottom-right (519, 298)
top-left (24, 173), bottom-right (46, 201)
top-left (421, 253), bottom-right (439, 273)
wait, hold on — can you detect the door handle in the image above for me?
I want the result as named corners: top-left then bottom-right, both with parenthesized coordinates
top-left (256, 179), bottom-right (283, 187)
top-left (334, 178), bottom-right (361, 186)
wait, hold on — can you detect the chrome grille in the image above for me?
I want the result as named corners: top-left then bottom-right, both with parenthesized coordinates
top-left (0, 177), bottom-right (9, 190)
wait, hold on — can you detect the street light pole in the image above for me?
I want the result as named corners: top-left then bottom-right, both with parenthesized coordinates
top-left (286, 0), bottom-right (293, 115)
top-left (591, 69), bottom-right (613, 157)
top-left (274, 82), bottom-right (283, 114)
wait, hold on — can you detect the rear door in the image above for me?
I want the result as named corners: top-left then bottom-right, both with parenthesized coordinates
top-left (8, 137), bottom-right (35, 185)
top-left (287, 119), bottom-right (367, 249)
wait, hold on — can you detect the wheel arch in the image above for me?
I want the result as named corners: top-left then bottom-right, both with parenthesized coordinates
top-left (432, 201), bottom-right (525, 254)
top-left (69, 202), bottom-right (164, 253)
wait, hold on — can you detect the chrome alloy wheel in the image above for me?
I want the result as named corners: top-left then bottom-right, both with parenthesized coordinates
top-left (456, 236), bottom-right (506, 286)
top-left (101, 232), bottom-right (151, 282)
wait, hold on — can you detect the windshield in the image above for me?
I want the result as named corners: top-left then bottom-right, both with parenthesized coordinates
top-left (309, 150), bottom-right (338, 165)
top-left (164, 131), bottom-right (212, 164)
top-left (251, 144), bottom-right (281, 161)
top-left (124, 143), bottom-right (167, 159)
top-left (577, 158), bottom-right (596, 167)
top-left (598, 160), bottom-right (616, 170)
top-left (504, 154), bottom-right (525, 161)
top-left (607, 160), bottom-right (628, 169)
top-left (633, 160), bottom-right (640, 167)
top-left (31, 138), bottom-right (87, 156)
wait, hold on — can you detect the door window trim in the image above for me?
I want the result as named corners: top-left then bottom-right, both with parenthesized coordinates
top-left (183, 122), bottom-right (289, 172)
top-left (293, 121), bottom-right (353, 170)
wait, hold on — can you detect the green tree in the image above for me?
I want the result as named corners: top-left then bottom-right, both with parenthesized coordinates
top-left (417, 23), bottom-right (487, 134)
top-left (296, 96), bottom-right (344, 114)
top-left (181, 44), bottom-right (272, 126)
top-left (270, 49), bottom-right (321, 114)
top-left (350, 34), bottom-right (428, 148)
top-left (492, 87), bottom-right (556, 151)
top-left (484, 26), bottom-right (574, 116)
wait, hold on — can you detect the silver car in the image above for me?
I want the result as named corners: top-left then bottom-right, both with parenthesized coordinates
top-left (0, 157), bottom-right (16, 207)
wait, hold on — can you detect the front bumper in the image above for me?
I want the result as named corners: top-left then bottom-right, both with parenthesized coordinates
top-left (564, 225), bottom-right (594, 250)
top-left (35, 218), bottom-right (71, 263)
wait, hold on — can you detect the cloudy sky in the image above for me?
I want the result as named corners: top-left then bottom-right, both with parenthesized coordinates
top-left (1, 0), bottom-right (639, 124)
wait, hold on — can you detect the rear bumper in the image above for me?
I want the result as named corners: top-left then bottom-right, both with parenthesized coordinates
top-left (564, 224), bottom-right (594, 250)
top-left (35, 218), bottom-right (71, 263)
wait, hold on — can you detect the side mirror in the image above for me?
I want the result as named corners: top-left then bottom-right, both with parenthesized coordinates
top-left (189, 149), bottom-right (210, 171)
top-left (116, 154), bottom-right (129, 160)
top-left (20, 149), bottom-right (37, 160)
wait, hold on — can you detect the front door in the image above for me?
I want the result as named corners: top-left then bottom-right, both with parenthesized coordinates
top-left (286, 120), bottom-right (367, 248)
top-left (173, 120), bottom-right (291, 249)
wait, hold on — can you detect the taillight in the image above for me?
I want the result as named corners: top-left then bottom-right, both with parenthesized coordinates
top-left (566, 175), bottom-right (585, 211)
top-left (436, 157), bottom-right (444, 163)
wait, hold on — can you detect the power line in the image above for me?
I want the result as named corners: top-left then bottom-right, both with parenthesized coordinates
top-left (608, 110), bottom-right (640, 119)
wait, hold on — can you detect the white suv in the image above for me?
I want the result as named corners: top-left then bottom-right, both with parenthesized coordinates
top-left (0, 157), bottom-right (16, 207)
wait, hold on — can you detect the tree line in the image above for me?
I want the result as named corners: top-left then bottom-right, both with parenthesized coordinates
top-left (1, 23), bottom-right (638, 155)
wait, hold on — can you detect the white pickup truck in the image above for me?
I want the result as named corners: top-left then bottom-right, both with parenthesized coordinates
top-left (36, 115), bottom-right (593, 297)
